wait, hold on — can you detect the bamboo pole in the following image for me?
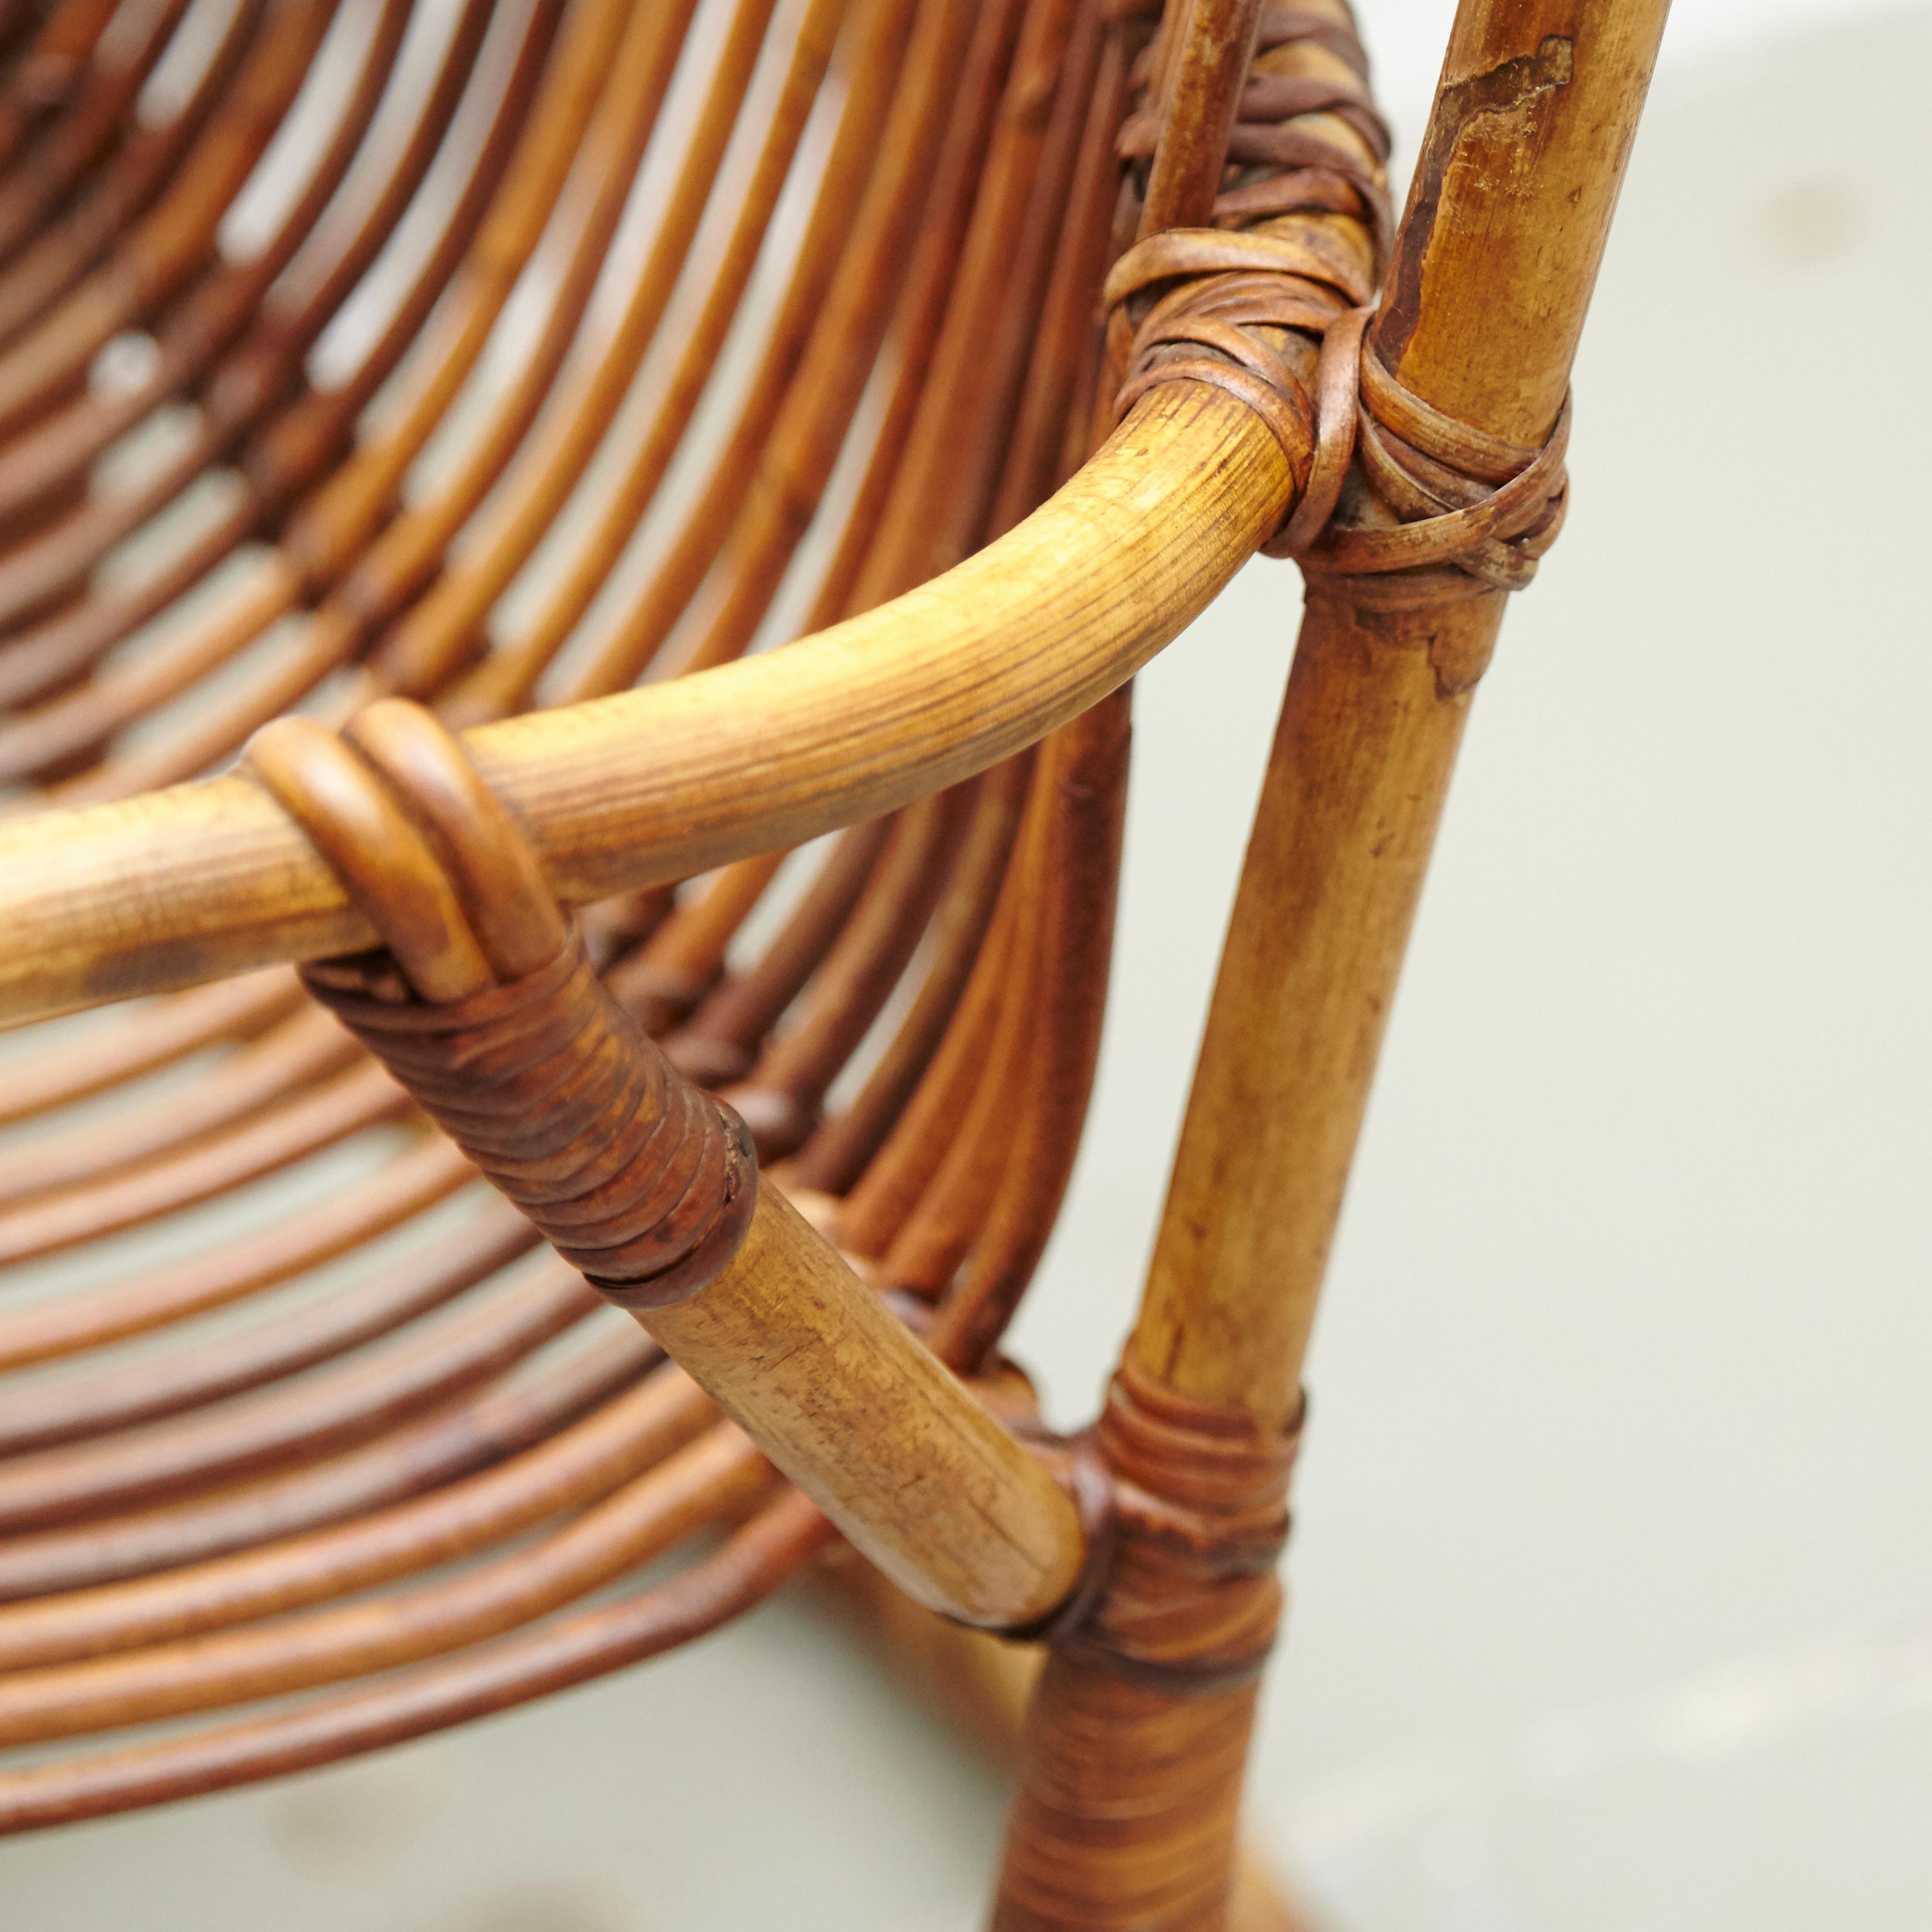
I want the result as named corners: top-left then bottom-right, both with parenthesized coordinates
top-left (1136, 0), bottom-right (1263, 234)
top-left (0, 382), bottom-right (1293, 1027)
top-left (993, 4), bottom-right (1672, 1926)
top-left (646, 1184), bottom-right (1085, 1629)
top-left (1133, 0), bottom-right (1671, 1423)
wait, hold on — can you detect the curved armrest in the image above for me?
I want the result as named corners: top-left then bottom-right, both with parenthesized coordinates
top-left (0, 384), bottom-right (1289, 1026)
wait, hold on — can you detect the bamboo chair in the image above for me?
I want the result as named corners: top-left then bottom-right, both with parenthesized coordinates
top-left (0, 0), bottom-right (1666, 1921)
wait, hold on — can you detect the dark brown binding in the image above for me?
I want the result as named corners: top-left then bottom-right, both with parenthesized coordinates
top-left (247, 707), bottom-right (759, 1314)
top-left (1108, 1), bottom-right (1569, 602)
top-left (993, 1377), bottom-right (1305, 1931)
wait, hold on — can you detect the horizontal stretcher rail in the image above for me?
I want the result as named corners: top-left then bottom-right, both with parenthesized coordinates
top-left (0, 383), bottom-right (1292, 1027)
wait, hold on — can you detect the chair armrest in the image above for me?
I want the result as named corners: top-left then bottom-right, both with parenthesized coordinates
top-left (0, 382), bottom-right (1289, 1025)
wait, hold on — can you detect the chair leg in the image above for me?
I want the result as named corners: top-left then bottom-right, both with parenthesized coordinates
top-left (988, 0), bottom-right (1671, 1921)
top-left (822, 1556), bottom-right (1323, 1932)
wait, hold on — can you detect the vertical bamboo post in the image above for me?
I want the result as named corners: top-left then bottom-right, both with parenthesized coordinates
top-left (991, 4), bottom-right (1672, 1926)
top-left (1137, 0), bottom-right (1263, 234)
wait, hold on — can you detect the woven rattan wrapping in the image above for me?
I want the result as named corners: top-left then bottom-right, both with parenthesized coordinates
top-left (1107, 0), bottom-right (1569, 604)
top-left (1060, 1358), bottom-right (1302, 1694)
top-left (246, 704), bottom-right (757, 1313)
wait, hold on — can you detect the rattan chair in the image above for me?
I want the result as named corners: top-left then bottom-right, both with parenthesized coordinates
top-left (0, 0), bottom-right (1665, 1921)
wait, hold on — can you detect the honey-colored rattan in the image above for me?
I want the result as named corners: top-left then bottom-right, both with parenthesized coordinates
top-left (0, 0), bottom-right (1667, 1922)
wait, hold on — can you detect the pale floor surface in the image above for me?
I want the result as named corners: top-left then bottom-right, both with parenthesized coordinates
top-left (3, 10), bottom-right (1930, 1928)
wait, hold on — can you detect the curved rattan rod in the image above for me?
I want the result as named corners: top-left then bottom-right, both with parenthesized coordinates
top-left (0, 0), bottom-right (1267, 1058)
top-left (0, 0), bottom-right (127, 176)
top-left (373, 0), bottom-right (847, 707)
top-left (869, 776), bottom-right (1052, 1291)
top-left (671, 0), bottom-right (1115, 1168)
top-left (35, 0), bottom-right (703, 804)
top-left (0, 0), bottom-right (896, 1136)
top-left (452, 0), bottom-right (901, 719)
top-left (0, 823), bottom-right (931, 1326)
top-left (0, 1194), bottom-right (533, 1454)
top-left (0, 1252), bottom-right (641, 1528)
top-left (762, 0), bottom-right (1028, 648)
top-left (713, 0), bottom-right (1129, 1243)
top-left (0, 0), bottom-right (196, 176)
top-left (0, 1260), bottom-right (597, 1531)
top-left (0, 0), bottom-right (441, 488)
top-left (604, 852), bottom-right (786, 1034)
top-left (0, 0), bottom-right (1043, 1051)
top-left (0, 0), bottom-right (416, 500)
top-left (638, 0), bottom-right (1035, 690)
top-left (0, 381), bottom-right (1294, 1024)
top-left (0, 1342), bottom-right (696, 1668)
top-left (4, 0), bottom-right (1028, 1352)
top-left (0, 1319), bottom-right (657, 1600)
top-left (0, 971), bottom-right (299, 1128)
top-left (0, 1057), bottom-right (406, 1266)
top-left (0, 0), bottom-right (556, 711)
top-left (19, 0), bottom-right (808, 801)
top-left (1, 0), bottom-right (653, 804)
top-left (727, 789), bottom-right (969, 1158)
top-left (0, 1002), bottom-right (355, 1203)
top-left (0, 816), bottom-right (965, 1395)
top-left (0, 1133), bottom-right (469, 1371)
top-left (0, 0), bottom-right (271, 342)
top-left (531, 0), bottom-right (941, 707)
top-left (785, 756), bottom-right (1029, 1195)
top-left (0, 0), bottom-right (340, 425)
top-left (663, 818), bottom-right (890, 1088)
top-left (836, 790), bottom-right (1026, 1256)
top-left (931, 689), bottom-right (1128, 1369)
top-left (0, 1485), bottom-right (830, 1835)
top-left (0, 0), bottom-right (196, 263)
top-left (0, 1417), bottom-right (773, 1746)
top-left (0, 0), bottom-right (490, 643)
top-left (833, 0), bottom-right (1099, 626)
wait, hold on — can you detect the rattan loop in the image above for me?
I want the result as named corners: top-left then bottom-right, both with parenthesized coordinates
top-left (243, 703), bottom-right (759, 1313)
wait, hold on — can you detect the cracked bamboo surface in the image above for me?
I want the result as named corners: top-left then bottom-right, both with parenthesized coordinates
top-left (1133, 0), bottom-right (1672, 1424)
top-left (991, 3), bottom-right (1672, 1926)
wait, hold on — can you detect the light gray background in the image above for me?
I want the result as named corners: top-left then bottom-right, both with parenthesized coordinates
top-left (3, 3), bottom-right (1928, 1926)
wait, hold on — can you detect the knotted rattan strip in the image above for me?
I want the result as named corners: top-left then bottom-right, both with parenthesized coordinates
top-left (244, 702), bottom-right (757, 1313)
top-left (1106, 0), bottom-right (1568, 605)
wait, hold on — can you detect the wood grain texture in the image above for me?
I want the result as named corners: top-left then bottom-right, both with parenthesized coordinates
top-left (1131, 590), bottom-right (1500, 1426)
top-left (1138, 0), bottom-right (1671, 1418)
top-left (0, 381), bottom-right (1290, 1026)
top-left (649, 1185), bottom-right (1086, 1629)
